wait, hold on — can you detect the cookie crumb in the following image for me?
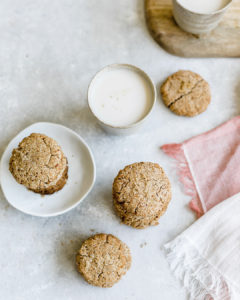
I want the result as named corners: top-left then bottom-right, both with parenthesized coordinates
top-left (140, 242), bottom-right (147, 248)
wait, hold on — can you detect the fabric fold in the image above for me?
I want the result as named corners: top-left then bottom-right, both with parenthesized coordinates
top-left (163, 193), bottom-right (240, 300)
top-left (161, 116), bottom-right (240, 217)
top-left (161, 143), bottom-right (203, 217)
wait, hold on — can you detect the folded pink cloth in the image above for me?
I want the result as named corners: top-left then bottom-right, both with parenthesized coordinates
top-left (161, 116), bottom-right (240, 217)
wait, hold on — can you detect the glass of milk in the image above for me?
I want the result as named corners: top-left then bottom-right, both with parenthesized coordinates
top-left (172, 0), bottom-right (232, 34)
top-left (88, 64), bottom-right (156, 135)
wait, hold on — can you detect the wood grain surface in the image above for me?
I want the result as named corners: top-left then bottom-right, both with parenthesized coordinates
top-left (145, 0), bottom-right (240, 57)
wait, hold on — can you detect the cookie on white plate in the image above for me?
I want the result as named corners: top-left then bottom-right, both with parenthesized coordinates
top-left (9, 133), bottom-right (68, 194)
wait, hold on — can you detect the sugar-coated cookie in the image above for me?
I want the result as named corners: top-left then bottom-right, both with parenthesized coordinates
top-left (161, 70), bottom-right (211, 117)
top-left (9, 133), bottom-right (68, 194)
top-left (76, 234), bottom-right (131, 288)
top-left (113, 162), bottom-right (172, 229)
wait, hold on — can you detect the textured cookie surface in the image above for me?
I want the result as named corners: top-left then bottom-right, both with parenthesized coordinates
top-left (161, 70), bottom-right (211, 117)
top-left (76, 234), bottom-right (131, 288)
top-left (9, 133), bottom-right (68, 194)
top-left (113, 162), bottom-right (171, 229)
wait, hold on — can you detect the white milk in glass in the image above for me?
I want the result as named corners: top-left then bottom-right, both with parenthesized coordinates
top-left (89, 68), bottom-right (153, 127)
top-left (178, 0), bottom-right (230, 13)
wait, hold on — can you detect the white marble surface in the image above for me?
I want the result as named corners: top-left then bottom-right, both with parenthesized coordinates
top-left (0, 1), bottom-right (239, 299)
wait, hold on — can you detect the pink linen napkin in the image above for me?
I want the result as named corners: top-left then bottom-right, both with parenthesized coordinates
top-left (161, 116), bottom-right (240, 217)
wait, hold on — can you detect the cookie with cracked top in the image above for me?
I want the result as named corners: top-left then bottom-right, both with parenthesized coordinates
top-left (76, 233), bottom-right (131, 288)
top-left (113, 162), bottom-right (172, 229)
top-left (9, 133), bottom-right (68, 194)
top-left (160, 70), bottom-right (211, 117)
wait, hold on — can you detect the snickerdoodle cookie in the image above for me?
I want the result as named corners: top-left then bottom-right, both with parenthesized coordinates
top-left (9, 133), bottom-right (68, 194)
top-left (76, 234), bottom-right (131, 288)
top-left (113, 162), bottom-right (171, 229)
top-left (161, 70), bottom-right (211, 117)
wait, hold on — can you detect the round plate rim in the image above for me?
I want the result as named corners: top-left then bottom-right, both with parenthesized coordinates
top-left (0, 122), bottom-right (96, 217)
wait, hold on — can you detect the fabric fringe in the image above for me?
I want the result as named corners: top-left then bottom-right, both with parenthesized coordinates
top-left (163, 236), bottom-right (231, 300)
top-left (161, 143), bottom-right (203, 217)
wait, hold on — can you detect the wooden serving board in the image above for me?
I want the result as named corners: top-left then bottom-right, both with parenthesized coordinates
top-left (145, 0), bottom-right (240, 57)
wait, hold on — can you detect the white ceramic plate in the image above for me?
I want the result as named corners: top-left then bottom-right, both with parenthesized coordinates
top-left (0, 122), bottom-right (96, 217)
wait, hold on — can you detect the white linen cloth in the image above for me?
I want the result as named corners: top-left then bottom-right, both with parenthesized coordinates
top-left (164, 193), bottom-right (240, 300)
